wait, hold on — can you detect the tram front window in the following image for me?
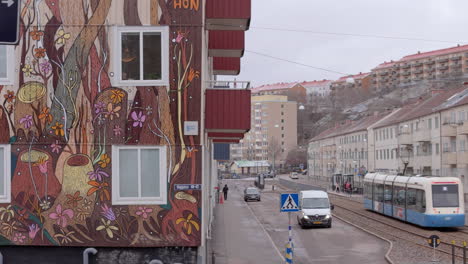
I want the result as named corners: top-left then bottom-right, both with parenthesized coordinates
top-left (432, 185), bottom-right (459, 208)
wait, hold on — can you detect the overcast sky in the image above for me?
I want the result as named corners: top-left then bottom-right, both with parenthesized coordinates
top-left (233, 0), bottom-right (468, 87)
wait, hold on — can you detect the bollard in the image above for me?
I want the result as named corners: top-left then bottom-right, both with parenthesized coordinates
top-left (464, 241), bottom-right (467, 264)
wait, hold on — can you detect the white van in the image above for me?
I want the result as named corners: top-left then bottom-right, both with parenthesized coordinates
top-left (297, 190), bottom-right (334, 228)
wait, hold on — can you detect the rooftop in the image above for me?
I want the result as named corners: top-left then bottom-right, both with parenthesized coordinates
top-left (401, 44), bottom-right (468, 62)
top-left (251, 82), bottom-right (300, 93)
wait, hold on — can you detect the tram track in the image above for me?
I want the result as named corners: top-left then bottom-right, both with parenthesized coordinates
top-left (328, 193), bottom-right (468, 260)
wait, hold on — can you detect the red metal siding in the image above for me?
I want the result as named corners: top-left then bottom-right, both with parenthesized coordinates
top-left (213, 139), bottom-right (240, 143)
top-left (206, 0), bottom-right (251, 19)
top-left (205, 89), bottom-right (251, 132)
top-left (209, 30), bottom-right (245, 51)
top-left (208, 132), bottom-right (244, 139)
top-left (213, 57), bottom-right (241, 75)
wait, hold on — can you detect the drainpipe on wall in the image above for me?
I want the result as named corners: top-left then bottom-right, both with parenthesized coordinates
top-left (83, 248), bottom-right (97, 264)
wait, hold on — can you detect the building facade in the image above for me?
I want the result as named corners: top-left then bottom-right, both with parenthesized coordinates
top-left (251, 82), bottom-right (307, 104)
top-left (0, 0), bottom-right (252, 263)
top-left (231, 95), bottom-right (297, 168)
top-left (300, 80), bottom-right (332, 98)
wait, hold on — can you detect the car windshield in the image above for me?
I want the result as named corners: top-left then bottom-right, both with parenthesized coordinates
top-left (246, 188), bottom-right (259, 194)
top-left (302, 198), bottom-right (329, 209)
top-left (432, 184), bottom-right (459, 207)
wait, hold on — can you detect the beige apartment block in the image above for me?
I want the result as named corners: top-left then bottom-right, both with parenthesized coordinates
top-left (231, 95), bottom-right (297, 167)
top-left (372, 44), bottom-right (468, 92)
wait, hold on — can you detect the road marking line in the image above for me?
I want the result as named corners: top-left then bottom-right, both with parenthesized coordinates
top-left (244, 199), bottom-right (285, 262)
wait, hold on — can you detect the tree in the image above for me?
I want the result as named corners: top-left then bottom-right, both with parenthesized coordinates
top-left (268, 137), bottom-right (282, 170)
top-left (285, 148), bottom-right (307, 168)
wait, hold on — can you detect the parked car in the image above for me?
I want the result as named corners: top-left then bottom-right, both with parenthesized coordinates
top-left (297, 190), bottom-right (334, 228)
top-left (244, 187), bottom-right (261, 202)
top-left (265, 171), bottom-right (275, 178)
top-left (289, 172), bottom-right (299, 179)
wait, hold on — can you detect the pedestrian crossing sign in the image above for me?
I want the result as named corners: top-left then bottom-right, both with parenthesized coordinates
top-left (280, 193), bottom-right (299, 212)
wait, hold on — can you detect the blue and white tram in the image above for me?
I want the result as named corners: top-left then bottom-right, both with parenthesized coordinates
top-left (364, 173), bottom-right (465, 227)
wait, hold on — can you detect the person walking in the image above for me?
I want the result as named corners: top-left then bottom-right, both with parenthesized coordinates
top-left (222, 184), bottom-right (229, 201)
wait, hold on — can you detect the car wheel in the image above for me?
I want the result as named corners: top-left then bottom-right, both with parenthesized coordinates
top-left (327, 223), bottom-right (332, 228)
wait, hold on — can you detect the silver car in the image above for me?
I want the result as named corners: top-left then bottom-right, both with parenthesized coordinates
top-left (244, 187), bottom-right (261, 202)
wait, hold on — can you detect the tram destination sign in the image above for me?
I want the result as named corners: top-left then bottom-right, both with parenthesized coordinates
top-left (0, 0), bottom-right (20, 44)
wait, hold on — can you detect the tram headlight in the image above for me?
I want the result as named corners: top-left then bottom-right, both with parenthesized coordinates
top-left (324, 214), bottom-right (331, 219)
top-left (302, 212), bottom-right (309, 219)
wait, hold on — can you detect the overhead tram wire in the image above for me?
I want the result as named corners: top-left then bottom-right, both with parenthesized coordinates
top-left (245, 50), bottom-right (350, 76)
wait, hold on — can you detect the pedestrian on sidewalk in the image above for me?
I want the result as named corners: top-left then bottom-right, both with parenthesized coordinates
top-left (222, 184), bottom-right (229, 200)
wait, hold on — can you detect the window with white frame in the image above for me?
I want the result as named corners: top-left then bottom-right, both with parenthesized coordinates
top-left (0, 46), bottom-right (13, 85)
top-left (0, 145), bottom-right (11, 203)
top-left (114, 27), bottom-right (169, 86)
top-left (112, 146), bottom-right (167, 205)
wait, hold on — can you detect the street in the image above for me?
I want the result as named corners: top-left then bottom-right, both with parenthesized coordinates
top-left (212, 179), bottom-right (388, 264)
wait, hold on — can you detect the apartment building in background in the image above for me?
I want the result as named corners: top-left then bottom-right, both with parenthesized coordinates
top-left (330, 72), bottom-right (372, 92)
top-left (308, 86), bottom-right (468, 201)
top-left (251, 82), bottom-right (307, 104)
top-left (372, 44), bottom-right (468, 92)
top-left (300, 80), bottom-right (333, 98)
top-left (231, 95), bottom-right (297, 167)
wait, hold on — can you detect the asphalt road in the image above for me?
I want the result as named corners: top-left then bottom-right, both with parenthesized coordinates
top-left (221, 179), bottom-right (389, 264)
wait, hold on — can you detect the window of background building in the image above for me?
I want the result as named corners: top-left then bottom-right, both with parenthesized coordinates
top-left (435, 143), bottom-right (440, 155)
top-left (435, 116), bottom-right (439, 128)
top-left (428, 118), bottom-right (432, 129)
top-left (116, 27), bottom-right (169, 86)
top-left (0, 46), bottom-right (13, 85)
top-left (0, 145), bottom-right (11, 203)
top-left (112, 146), bottom-right (167, 204)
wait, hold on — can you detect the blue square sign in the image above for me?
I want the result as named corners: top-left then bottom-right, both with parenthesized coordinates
top-left (280, 193), bottom-right (299, 212)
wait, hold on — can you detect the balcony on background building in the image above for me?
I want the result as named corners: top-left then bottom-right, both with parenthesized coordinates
top-left (442, 152), bottom-right (457, 165)
top-left (208, 30), bottom-right (245, 57)
top-left (441, 122), bottom-right (457, 137)
top-left (458, 151), bottom-right (468, 166)
top-left (398, 131), bottom-right (412, 145)
top-left (213, 57), bottom-right (241, 75)
top-left (206, 0), bottom-right (251, 31)
top-left (413, 129), bottom-right (431, 142)
top-left (458, 122), bottom-right (468, 135)
top-left (205, 80), bottom-right (251, 141)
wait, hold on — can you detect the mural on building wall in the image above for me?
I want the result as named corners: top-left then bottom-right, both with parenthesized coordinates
top-left (0, 0), bottom-right (202, 247)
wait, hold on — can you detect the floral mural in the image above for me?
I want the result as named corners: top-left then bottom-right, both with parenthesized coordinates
top-left (0, 0), bottom-right (202, 247)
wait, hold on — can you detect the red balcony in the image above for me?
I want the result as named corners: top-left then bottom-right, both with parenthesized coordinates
top-left (208, 133), bottom-right (244, 140)
top-left (208, 31), bottom-right (245, 57)
top-left (206, 0), bottom-right (251, 31)
top-left (213, 139), bottom-right (241, 144)
top-left (205, 81), bottom-right (251, 134)
top-left (213, 57), bottom-right (241, 75)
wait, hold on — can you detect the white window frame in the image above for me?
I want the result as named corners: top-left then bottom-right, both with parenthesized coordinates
top-left (113, 26), bottom-right (169, 86)
top-left (0, 46), bottom-right (14, 85)
top-left (0, 144), bottom-right (11, 203)
top-left (112, 145), bottom-right (167, 205)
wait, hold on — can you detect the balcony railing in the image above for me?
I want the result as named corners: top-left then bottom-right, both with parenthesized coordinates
top-left (458, 122), bottom-right (468, 135)
top-left (413, 129), bottom-right (431, 142)
top-left (206, 80), bottom-right (250, 89)
top-left (442, 152), bottom-right (457, 165)
top-left (441, 122), bottom-right (457, 137)
top-left (398, 132), bottom-right (412, 145)
top-left (458, 152), bottom-right (468, 166)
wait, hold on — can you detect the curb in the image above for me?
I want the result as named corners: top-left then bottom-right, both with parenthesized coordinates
top-left (333, 214), bottom-right (394, 264)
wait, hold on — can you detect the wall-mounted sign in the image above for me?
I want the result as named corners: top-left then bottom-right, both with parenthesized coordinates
top-left (174, 184), bottom-right (202, 191)
top-left (184, 121), bottom-right (199, 135)
top-left (0, 0), bottom-right (20, 44)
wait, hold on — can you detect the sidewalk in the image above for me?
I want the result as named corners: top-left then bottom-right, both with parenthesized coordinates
top-left (210, 184), bottom-right (283, 264)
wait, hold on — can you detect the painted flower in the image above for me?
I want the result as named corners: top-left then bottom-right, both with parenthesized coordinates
top-left (49, 204), bottom-right (74, 228)
top-left (0, 205), bottom-right (15, 222)
top-left (38, 107), bottom-right (53, 124)
top-left (176, 213), bottom-right (200, 235)
top-left (98, 153), bottom-right (110, 168)
top-left (104, 103), bottom-right (121, 121)
top-left (15, 208), bottom-right (28, 222)
top-left (131, 111), bottom-right (146, 128)
top-left (114, 207), bottom-right (128, 218)
top-left (33, 156), bottom-right (49, 174)
top-left (39, 61), bottom-right (52, 74)
top-left (101, 204), bottom-right (116, 221)
top-left (3, 90), bottom-right (15, 103)
top-left (113, 125), bottom-right (122, 136)
top-left (96, 218), bottom-right (118, 238)
top-left (52, 121), bottom-right (65, 137)
top-left (1, 221), bottom-right (18, 236)
top-left (34, 48), bottom-right (46, 58)
top-left (55, 29), bottom-right (71, 45)
top-left (54, 229), bottom-right (75, 245)
top-left (135, 206), bottom-right (153, 219)
top-left (76, 207), bottom-right (91, 221)
top-left (39, 200), bottom-right (51, 210)
top-left (66, 191), bottom-right (83, 208)
top-left (94, 101), bottom-right (105, 114)
top-left (22, 64), bottom-right (33, 77)
top-left (30, 26), bottom-right (44, 41)
top-left (87, 181), bottom-right (110, 201)
top-left (187, 68), bottom-right (200, 82)
top-left (19, 115), bottom-right (33, 129)
top-left (13, 232), bottom-right (26, 243)
top-left (50, 140), bottom-right (62, 154)
top-left (87, 167), bottom-right (109, 182)
top-left (175, 31), bottom-right (184, 43)
top-left (81, 198), bottom-right (92, 210)
top-left (110, 90), bottom-right (125, 104)
top-left (28, 224), bottom-right (40, 239)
